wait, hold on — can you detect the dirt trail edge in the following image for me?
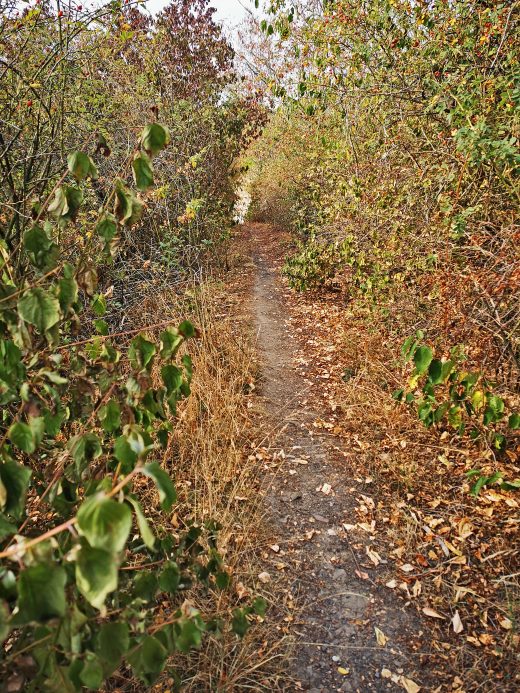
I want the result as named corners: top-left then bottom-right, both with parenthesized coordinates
top-left (246, 223), bottom-right (430, 693)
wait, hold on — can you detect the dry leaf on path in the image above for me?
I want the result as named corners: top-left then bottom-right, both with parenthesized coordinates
top-left (258, 571), bottom-right (271, 584)
top-left (366, 547), bottom-right (382, 566)
top-left (375, 626), bottom-right (388, 646)
top-left (452, 610), bottom-right (463, 634)
top-left (422, 607), bottom-right (445, 619)
top-left (400, 675), bottom-right (421, 693)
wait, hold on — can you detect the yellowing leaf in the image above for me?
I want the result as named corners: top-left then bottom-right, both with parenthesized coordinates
top-left (399, 675), bottom-right (421, 693)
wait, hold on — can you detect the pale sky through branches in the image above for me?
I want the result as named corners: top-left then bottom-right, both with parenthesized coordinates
top-left (144, 0), bottom-right (250, 24)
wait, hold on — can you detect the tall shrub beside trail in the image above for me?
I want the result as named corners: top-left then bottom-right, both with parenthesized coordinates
top-left (0, 2), bottom-right (266, 689)
top-left (248, 0), bottom-right (519, 384)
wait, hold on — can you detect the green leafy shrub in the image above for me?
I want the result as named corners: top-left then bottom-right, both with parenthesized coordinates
top-left (283, 237), bottom-right (351, 291)
top-left (0, 115), bottom-right (261, 688)
top-left (394, 332), bottom-right (519, 449)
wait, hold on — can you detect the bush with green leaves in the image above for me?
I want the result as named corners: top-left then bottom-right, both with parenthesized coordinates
top-left (393, 331), bottom-right (519, 450)
top-left (283, 236), bottom-right (351, 291)
top-left (0, 118), bottom-right (264, 690)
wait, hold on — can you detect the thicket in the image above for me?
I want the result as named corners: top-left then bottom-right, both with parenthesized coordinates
top-left (0, 1), bottom-right (266, 690)
top-left (248, 0), bottom-right (519, 441)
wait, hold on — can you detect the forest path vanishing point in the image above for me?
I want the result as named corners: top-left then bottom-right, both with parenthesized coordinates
top-left (243, 223), bottom-right (431, 693)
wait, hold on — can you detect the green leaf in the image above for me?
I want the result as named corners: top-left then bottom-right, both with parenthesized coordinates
top-left (132, 153), bottom-right (154, 191)
top-left (129, 635), bottom-right (168, 684)
top-left (161, 365), bottom-right (182, 395)
top-left (8, 421), bottom-right (35, 453)
top-left (231, 607), bottom-right (250, 637)
top-left (483, 395), bottom-right (504, 425)
top-left (67, 433), bottom-right (102, 477)
top-left (48, 185), bottom-right (83, 225)
top-left (96, 215), bottom-right (118, 241)
top-left (91, 294), bottom-right (107, 317)
top-left (23, 226), bottom-right (59, 271)
top-left (132, 571), bottom-right (158, 600)
top-left (126, 496), bottom-right (155, 550)
top-left (252, 596), bottom-right (267, 616)
top-left (94, 319), bottom-right (109, 335)
top-left (428, 359), bottom-right (443, 384)
top-left (140, 123), bottom-right (170, 157)
top-left (178, 320), bottom-right (195, 338)
top-left (67, 151), bottom-right (98, 181)
top-left (129, 334), bottom-right (156, 371)
top-left (114, 180), bottom-right (143, 227)
top-left (43, 661), bottom-right (77, 693)
top-left (0, 459), bottom-right (32, 518)
top-left (18, 288), bottom-right (61, 333)
top-left (16, 564), bottom-right (66, 623)
top-left (413, 345), bottom-right (433, 375)
top-left (58, 264), bottom-right (78, 312)
top-left (508, 413), bottom-right (520, 430)
top-left (75, 545), bottom-right (118, 609)
top-left (158, 561), bottom-right (180, 593)
top-left (79, 652), bottom-right (103, 689)
top-left (0, 601), bottom-right (10, 644)
top-left (141, 462), bottom-right (176, 511)
top-left (174, 616), bottom-right (205, 652)
top-left (159, 327), bottom-right (183, 359)
top-left (113, 435), bottom-right (138, 473)
top-left (0, 512), bottom-right (16, 540)
top-left (95, 621), bottom-right (129, 673)
top-left (98, 400), bottom-right (121, 433)
top-left (77, 495), bottom-right (132, 553)
top-left (215, 570), bottom-right (230, 589)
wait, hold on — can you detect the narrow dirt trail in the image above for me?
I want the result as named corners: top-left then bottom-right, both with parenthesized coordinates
top-left (245, 223), bottom-right (428, 692)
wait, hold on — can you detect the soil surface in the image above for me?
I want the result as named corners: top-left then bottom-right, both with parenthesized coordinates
top-left (244, 223), bottom-right (431, 692)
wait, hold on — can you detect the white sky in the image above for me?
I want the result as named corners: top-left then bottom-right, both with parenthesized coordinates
top-left (144, 0), bottom-right (251, 25)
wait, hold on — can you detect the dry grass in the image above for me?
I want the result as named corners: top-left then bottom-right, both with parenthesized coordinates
top-left (125, 279), bottom-right (288, 691)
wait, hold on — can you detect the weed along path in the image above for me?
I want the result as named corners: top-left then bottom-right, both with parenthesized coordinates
top-left (244, 223), bottom-right (430, 693)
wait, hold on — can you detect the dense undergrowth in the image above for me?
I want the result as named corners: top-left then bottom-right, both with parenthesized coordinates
top-left (245, 0), bottom-right (519, 689)
top-left (0, 1), bottom-right (270, 690)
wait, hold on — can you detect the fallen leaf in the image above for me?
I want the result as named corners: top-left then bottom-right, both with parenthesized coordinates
top-left (337, 667), bottom-right (349, 675)
top-left (375, 626), bottom-right (388, 646)
top-left (258, 571), bottom-right (271, 584)
top-left (269, 544), bottom-right (280, 553)
top-left (499, 617), bottom-right (512, 630)
top-left (399, 675), bottom-right (421, 693)
top-left (236, 582), bottom-right (249, 600)
top-left (366, 547), bottom-right (382, 566)
top-left (355, 569), bottom-right (369, 580)
top-left (452, 610), bottom-right (463, 634)
top-left (400, 563), bottom-right (415, 573)
top-left (385, 579), bottom-right (398, 589)
top-left (422, 607), bottom-right (445, 619)
top-left (381, 668), bottom-right (392, 679)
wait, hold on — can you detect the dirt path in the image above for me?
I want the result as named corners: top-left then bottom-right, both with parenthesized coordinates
top-left (246, 223), bottom-right (428, 692)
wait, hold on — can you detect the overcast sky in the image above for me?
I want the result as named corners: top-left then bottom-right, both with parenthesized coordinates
top-left (144, 0), bottom-right (251, 25)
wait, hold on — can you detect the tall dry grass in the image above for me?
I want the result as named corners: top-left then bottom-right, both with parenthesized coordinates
top-left (125, 279), bottom-right (287, 691)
